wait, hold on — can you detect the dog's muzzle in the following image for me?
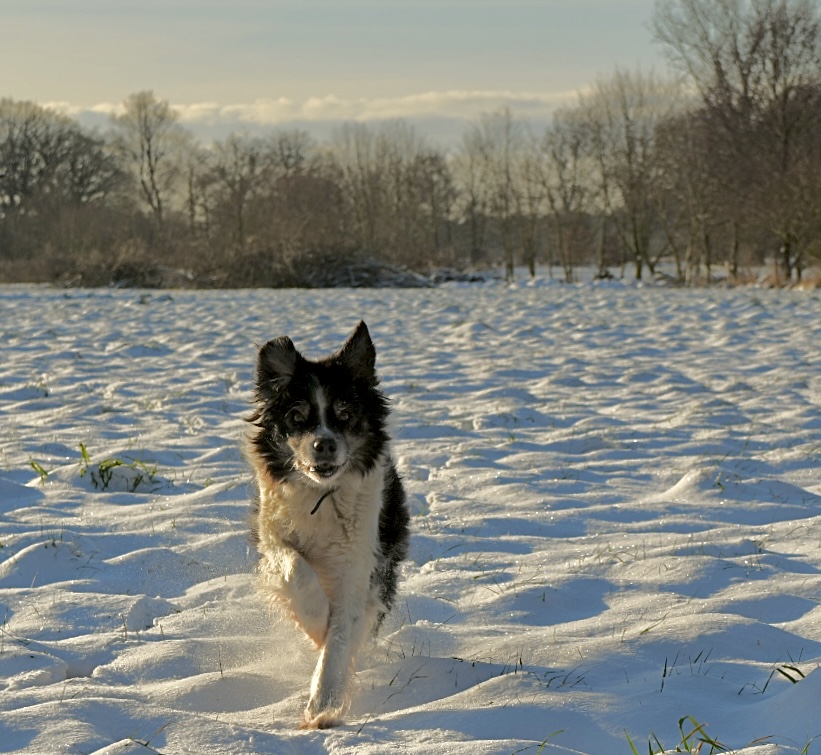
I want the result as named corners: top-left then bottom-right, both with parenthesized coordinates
top-left (310, 436), bottom-right (341, 478)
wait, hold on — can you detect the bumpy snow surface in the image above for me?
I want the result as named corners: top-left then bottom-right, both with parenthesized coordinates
top-left (2, 282), bottom-right (820, 754)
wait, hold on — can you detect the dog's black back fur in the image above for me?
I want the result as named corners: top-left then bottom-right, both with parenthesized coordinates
top-left (374, 463), bottom-right (408, 615)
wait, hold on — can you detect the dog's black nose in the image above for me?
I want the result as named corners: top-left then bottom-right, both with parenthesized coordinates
top-left (313, 437), bottom-right (337, 459)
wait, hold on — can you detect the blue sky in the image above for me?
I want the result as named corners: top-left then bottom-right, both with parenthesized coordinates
top-left (2, 0), bottom-right (667, 143)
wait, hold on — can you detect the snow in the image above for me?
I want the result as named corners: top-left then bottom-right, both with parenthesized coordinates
top-left (2, 282), bottom-right (820, 754)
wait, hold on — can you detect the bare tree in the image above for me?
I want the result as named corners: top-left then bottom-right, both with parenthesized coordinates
top-left (110, 91), bottom-right (185, 233)
top-left (542, 106), bottom-right (595, 281)
top-left (412, 148), bottom-right (456, 265)
top-left (654, 0), bottom-right (821, 281)
top-left (452, 127), bottom-right (492, 268)
top-left (59, 129), bottom-right (123, 207)
top-left (0, 99), bottom-right (124, 275)
top-left (330, 122), bottom-right (382, 255)
top-left (269, 128), bottom-right (314, 177)
top-left (207, 133), bottom-right (267, 252)
top-left (376, 120), bottom-right (428, 266)
top-left (0, 99), bottom-right (78, 216)
top-left (464, 108), bottom-right (524, 281)
top-left (258, 129), bottom-right (347, 263)
top-left (329, 120), bottom-right (448, 269)
top-left (654, 109), bottom-right (719, 284)
top-left (180, 139), bottom-right (212, 241)
top-left (514, 131), bottom-right (547, 279)
top-left (578, 69), bottom-right (682, 280)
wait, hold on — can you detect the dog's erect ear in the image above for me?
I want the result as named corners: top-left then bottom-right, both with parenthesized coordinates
top-left (257, 336), bottom-right (298, 393)
top-left (335, 321), bottom-right (377, 384)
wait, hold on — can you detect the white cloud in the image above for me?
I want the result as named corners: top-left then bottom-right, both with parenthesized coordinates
top-left (173, 90), bottom-right (575, 125)
top-left (43, 100), bottom-right (124, 119)
top-left (44, 90), bottom-right (578, 145)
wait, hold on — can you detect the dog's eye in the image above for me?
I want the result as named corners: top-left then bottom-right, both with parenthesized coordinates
top-left (287, 406), bottom-right (309, 428)
top-left (334, 404), bottom-right (351, 422)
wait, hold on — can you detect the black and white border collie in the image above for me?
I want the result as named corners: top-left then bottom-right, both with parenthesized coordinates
top-left (246, 321), bottom-right (410, 729)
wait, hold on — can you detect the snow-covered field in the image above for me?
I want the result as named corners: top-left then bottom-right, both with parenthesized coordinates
top-left (2, 282), bottom-right (820, 755)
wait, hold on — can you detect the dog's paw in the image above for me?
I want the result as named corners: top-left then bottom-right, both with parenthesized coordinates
top-left (300, 709), bottom-right (344, 730)
top-left (303, 687), bottom-right (346, 729)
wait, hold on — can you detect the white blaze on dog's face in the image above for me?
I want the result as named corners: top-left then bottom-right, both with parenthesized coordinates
top-left (286, 385), bottom-right (352, 485)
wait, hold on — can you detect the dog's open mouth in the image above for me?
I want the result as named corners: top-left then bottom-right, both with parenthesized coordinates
top-left (310, 463), bottom-right (339, 479)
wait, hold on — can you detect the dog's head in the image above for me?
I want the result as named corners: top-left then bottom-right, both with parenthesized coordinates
top-left (251, 321), bottom-right (390, 487)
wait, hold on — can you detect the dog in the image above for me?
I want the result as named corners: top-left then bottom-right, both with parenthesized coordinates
top-left (246, 320), bottom-right (410, 729)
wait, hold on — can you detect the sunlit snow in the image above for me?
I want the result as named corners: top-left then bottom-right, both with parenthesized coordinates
top-left (1, 281), bottom-right (820, 754)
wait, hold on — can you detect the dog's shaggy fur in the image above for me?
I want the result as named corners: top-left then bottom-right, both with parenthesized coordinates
top-left (246, 321), bottom-right (409, 729)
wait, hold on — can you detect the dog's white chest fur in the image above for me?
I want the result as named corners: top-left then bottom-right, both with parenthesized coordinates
top-left (256, 461), bottom-right (385, 589)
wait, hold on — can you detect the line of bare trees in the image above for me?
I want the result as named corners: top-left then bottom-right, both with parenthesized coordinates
top-left (2, 0), bottom-right (820, 287)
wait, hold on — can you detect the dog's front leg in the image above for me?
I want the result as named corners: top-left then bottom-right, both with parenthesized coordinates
top-left (302, 575), bottom-right (371, 728)
top-left (262, 548), bottom-right (330, 647)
